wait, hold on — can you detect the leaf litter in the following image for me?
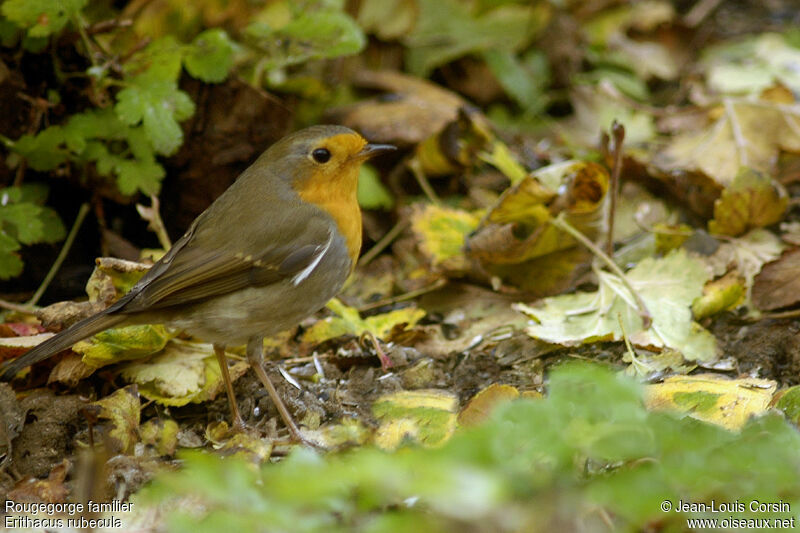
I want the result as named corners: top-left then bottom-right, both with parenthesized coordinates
top-left (3, 1), bottom-right (800, 528)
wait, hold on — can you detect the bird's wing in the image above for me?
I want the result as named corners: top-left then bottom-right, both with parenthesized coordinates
top-left (111, 215), bottom-right (335, 313)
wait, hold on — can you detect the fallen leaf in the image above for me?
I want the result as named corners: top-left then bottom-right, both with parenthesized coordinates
top-left (458, 383), bottom-right (520, 427)
top-left (706, 228), bottom-right (785, 304)
top-left (120, 340), bottom-right (248, 407)
top-left (691, 271), bottom-right (746, 319)
top-left (409, 204), bottom-right (481, 271)
top-left (140, 418), bottom-right (179, 456)
top-left (655, 98), bottom-right (800, 189)
top-left (775, 385), bottom-right (800, 426)
top-left (91, 385), bottom-right (141, 454)
top-left (702, 33), bottom-right (800, 95)
top-left (516, 249), bottom-right (717, 362)
top-left (302, 298), bottom-right (426, 344)
top-left (752, 247), bottom-right (800, 311)
top-left (74, 324), bottom-right (172, 368)
top-left (8, 460), bottom-right (69, 503)
top-left (372, 389), bottom-right (458, 450)
top-left (644, 375), bottom-right (776, 430)
top-left (326, 70), bottom-right (467, 146)
top-left (708, 168), bottom-right (788, 236)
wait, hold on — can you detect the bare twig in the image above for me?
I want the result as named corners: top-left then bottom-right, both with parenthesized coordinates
top-left (605, 121), bottom-right (625, 257)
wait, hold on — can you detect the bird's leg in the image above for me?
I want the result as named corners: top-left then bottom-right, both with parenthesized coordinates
top-left (213, 343), bottom-right (245, 431)
top-left (246, 336), bottom-right (303, 442)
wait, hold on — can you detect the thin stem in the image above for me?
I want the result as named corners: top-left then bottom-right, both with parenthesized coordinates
top-left (357, 278), bottom-right (447, 312)
top-left (408, 158), bottom-right (441, 205)
top-left (551, 213), bottom-right (652, 329)
top-left (358, 220), bottom-right (408, 267)
top-left (27, 203), bottom-right (91, 306)
top-left (136, 195), bottom-right (171, 249)
top-left (0, 299), bottom-right (36, 314)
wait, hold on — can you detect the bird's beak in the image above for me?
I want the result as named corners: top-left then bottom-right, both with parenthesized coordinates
top-left (357, 143), bottom-right (397, 160)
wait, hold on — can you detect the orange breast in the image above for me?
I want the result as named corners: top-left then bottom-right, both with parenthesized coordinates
top-left (298, 170), bottom-right (363, 271)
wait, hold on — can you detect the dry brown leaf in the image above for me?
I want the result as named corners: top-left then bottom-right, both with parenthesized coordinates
top-left (752, 247), bottom-right (800, 311)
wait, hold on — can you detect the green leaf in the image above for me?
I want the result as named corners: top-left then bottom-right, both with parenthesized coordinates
top-left (116, 158), bottom-right (165, 196)
top-left (0, 231), bottom-right (23, 280)
top-left (12, 127), bottom-right (69, 170)
top-left (184, 29), bottom-right (236, 83)
top-left (247, 9), bottom-right (365, 70)
top-left (1, 0), bottom-right (87, 37)
top-left (123, 36), bottom-right (184, 83)
top-left (115, 80), bottom-right (195, 155)
top-left (482, 49), bottom-right (549, 114)
top-left (405, 0), bottom-right (546, 75)
top-left (357, 164), bottom-right (394, 210)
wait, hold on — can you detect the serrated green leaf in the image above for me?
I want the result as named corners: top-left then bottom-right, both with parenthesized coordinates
top-left (116, 158), bottom-right (165, 196)
top-left (184, 29), bottom-right (236, 83)
top-left (1, 0), bottom-right (87, 37)
top-left (0, 203), bottom-right (63, 244)
top-left (12, 127), bottom-right (69, 170)
top-left (16, 183), bottom-right (48, 205)
top-left (283, 11), bottom-right (365, 60)
top-left (115, 80), bottom-right (195, 155)
top-left (0, 231), bottom-right (23, 280)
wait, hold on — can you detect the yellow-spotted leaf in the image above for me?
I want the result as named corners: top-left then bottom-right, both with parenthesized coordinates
top-left (644, 375), bottom-right (776, 430)
top-left (410, 204), bottom-right (481, 271)
top-left (139, 418), bottom-right (179, 456)
top-left (372, 389), bottom-right (458, 450)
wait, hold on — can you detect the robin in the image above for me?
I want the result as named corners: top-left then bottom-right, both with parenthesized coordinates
top-left (0, 125), bottom-right (396, 441)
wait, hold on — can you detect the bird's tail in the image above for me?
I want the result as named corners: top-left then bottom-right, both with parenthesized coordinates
top-left (0, 312), bottom-right (126, 380)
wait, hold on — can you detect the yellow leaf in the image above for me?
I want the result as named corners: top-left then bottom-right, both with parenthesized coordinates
top-left (458, 384), bottom-right (520, 427)
top-left (410, 204), bottom-right (481, 270)
top-left (708, 168), bottom-right (788, 236)
top-left (140, 418), bottom-right (179, 456)
top-left (120, 340), bottom-right (248, 407)
top-left (74, 324), bottom-right (171, 368)
top-left (302, 298), bottom-right (426, 344)
top-left (91, 385), bottom-right (141, 454)
top-left (644, 375), bottom-right (776, 430)
top-left (372, 390), bottom-right (458, 450)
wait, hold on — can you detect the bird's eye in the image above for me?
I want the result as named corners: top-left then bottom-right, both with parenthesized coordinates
top-left (312, 148), bottom-right (331, 164)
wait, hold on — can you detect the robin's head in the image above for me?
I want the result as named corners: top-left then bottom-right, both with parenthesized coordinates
top-left (261, 125), bottom-right (394, 194)
top-left (260, 125), bottom-right (395, 266)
